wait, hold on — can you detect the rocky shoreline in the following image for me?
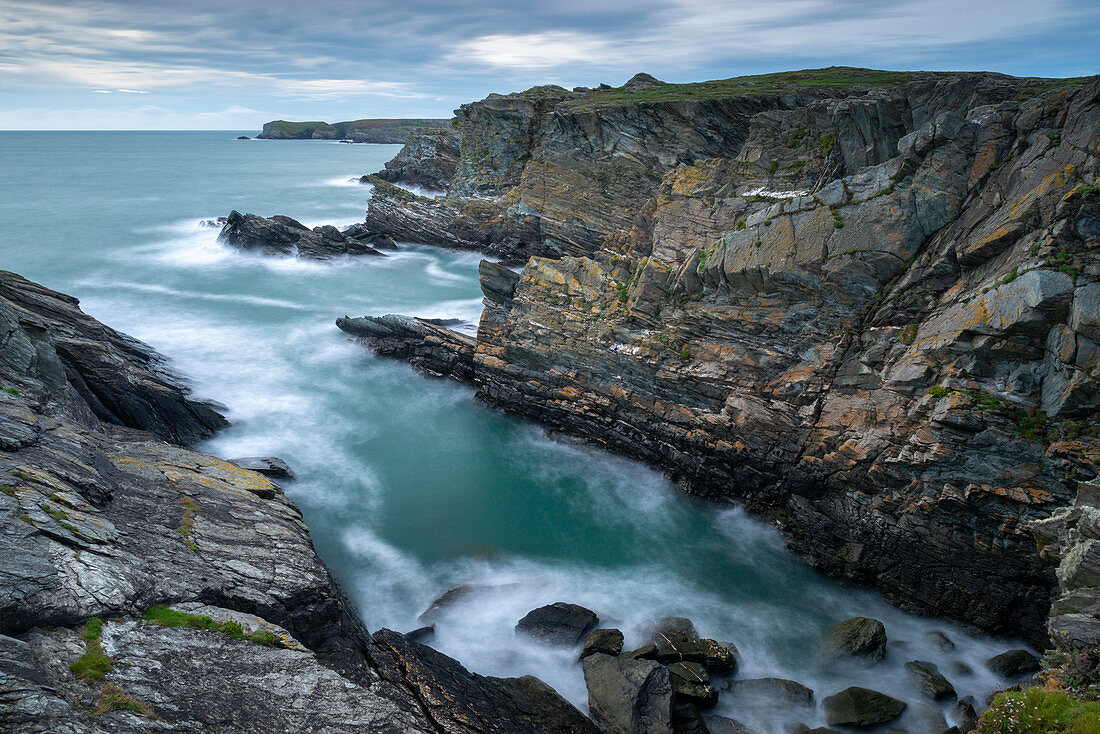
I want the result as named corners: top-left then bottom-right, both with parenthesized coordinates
top-left (340, 68), bottom-right (1100, 663)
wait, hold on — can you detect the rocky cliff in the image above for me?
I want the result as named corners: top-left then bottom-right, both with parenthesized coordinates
top-left (0, 270), bottom-right (595, 733)
top-left (342, 68), bottom-right (1100, 646)
top-left (257, 118), bottom-right (450, 143)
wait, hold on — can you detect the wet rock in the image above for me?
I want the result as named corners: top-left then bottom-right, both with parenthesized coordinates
top-left (337, 314), bottom-right (477, 383)
top-left (822, 617), bottom-right (887, 664)
top-left (218, 210), bottom-right (385, 259)
top-left (417, 583), bottom-right (504, 622)
top-left (985, 649), bottom-right (1041, 678)
top-left (707, 717), bottom-right (758, 734)
top-left (582, 652), bottom-right (673, 734)
top-left (229, 456), bottom-right (295, 480)
top-left (516, 602), bottom-right (599, 646)
top-left (667, 661), bottom-right (718, 708)
top-left (621, 645), bottom-right (659, 660)
top-left (406, 625), bottom-right (435, 642)
top-left (582, 628), bottom-right (625, 658)
top-left (672, 702), bottom-right (711, 734)
top-left (905, 660), bottom-right (957, 700)
top-left (648, 618), bottom-right (736, 674)
top-left (722, 678), bottom-right (814, 707)
top-left (236, 135), bottom-right (250, 140)
top-left (650, 617), bottom-right (699, 640)
top-left (823, 687), bottom-right (907, 727)
top-left (925, 631), bottom-right (956, 652)
top-left (952, 697), bottom-right (979, 732)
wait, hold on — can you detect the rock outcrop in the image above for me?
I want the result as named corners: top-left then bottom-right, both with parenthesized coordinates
top-left (218, 210), bottom-right (386, 259)
top-left (0, 271), bottom-right (596, 732)
top-left (372, 128), bottom-right (461, 191)
top-left (341, 69), bottom-right (1100, 647)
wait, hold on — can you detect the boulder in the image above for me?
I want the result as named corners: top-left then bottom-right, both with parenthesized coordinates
top-left (925, 630), bottom-right (956, 652)
top-left (985, 649), bottom-right (1041, 678)
top-left (236, 135), bottom-right (250, 140)
top-left (582, 628), bottom-right (625, 658)
top-left (582, 653), bottom-right (673, 734)
top-left (722, 677), bottom-right (814, 707)
top-left (667, 661), bottom-right (718, 707)
top-left (905, 660), bottom-right (956, 700)
top-left (516, 602), bottom-right (599, 646)
top-left (952, 697), bottom-right (978, 732)
top-left (648, 618), bottom-right (736, 674)
top-left (822, 617), bottom-right (887, 664)
top-left (707, 718), bottom-right (758, 734)
top-left (621, 645), bottom-right (659, 660)
top-left (671, 702), bottom-right (711, 734)
top-left (823, 687), bottom-right (906, 727)
top-left (418, 583), bottom-right (510, 622)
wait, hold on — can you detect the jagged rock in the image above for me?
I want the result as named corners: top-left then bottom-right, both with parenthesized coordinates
top-left (649, 617), bottom-right (699, 640)
top-left (952, 697), bottom-right (979, 732)
top-left (581, 628), bottom-right (624, 658)
top-left (671, 702), bottom-right (711, 734)
top-left (582, 653), bottom-right (673, 734)
top-left (905, 660), bottom-right (957, 699)
top-left (721, 677), bottom-right (814, 707)
top-left (341, 222), bottom-right (398, 249)
top-left (666, 661), bottom-right (717, 707)
top-left (822, 617), bottom-right (887, 664)
top-left (417, 583), bottom-right (508, 622)
top-left (516, 602), bottom-right (599, 646)
top-left (229, 456), bottom-right (295, 480)
top-left (218, 211), bottom-right (385, 259)
top-left (373, 128), bottom-right (460, 191)
top-left (822, 687), bottom-right (907, 727)
top-left (621, 645), bottom-right (659, 660)
top-left (707, 717), bottom-right (759, 734)
top-left (337, 314), bottom-right (477, 382)
top-left (236, 135), bottom-right (250, 140)
top-left (624, 73), bottom-right (663, 92)
top-left (985, 649), bottom-right (1041, 678)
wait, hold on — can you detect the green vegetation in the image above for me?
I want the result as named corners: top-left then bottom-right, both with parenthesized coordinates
top-left (978, 688), bottom-right (1100, 734)
top-left (562, 68), bottom-right (922, 109)
top-left (93, 683), bottom-right (153, 716)
top-left (263, 120), bottom-right (328, 135)
top-left (142, 605), bottom-right (283, 646)
top-left (1013, 77), bottom-right (1091, 100)
top-left (929, 386), bottom-right (953, 400)
top-left (1, 386), bottom-right (19, 396)
top-left (965, 389), bottom-right (1047, 440)
top-left (680, 349), bottom-right (691, 359)
top-left (0, 484), bottom-right (15, 497)
top-left (736, 220), bottom-right (746, 230)
top-left (819, 133), bottom-right (838, 154)
top-left (896, 323), bottom-right (919, 346)
top-left (177, 496), bottom-right (199, 552)
top-left (70, 617), bottom-right (113, 682)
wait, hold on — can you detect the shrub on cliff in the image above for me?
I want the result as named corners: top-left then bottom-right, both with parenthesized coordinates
top-left (977, 688), bottom-right (1100, 734)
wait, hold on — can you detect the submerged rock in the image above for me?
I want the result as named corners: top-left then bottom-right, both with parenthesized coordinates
top-left (582, 653), bottom-right (673, 734)
top-left (218, 210), bottom-right (385, 259)
top-left (822, 687), bottom-right (907, 727)
top-left (822, 617), bottom-right (887, 664)
top-left (516, 602), bottom-right (599, 646)
top-left (722, 677), bottom-right (814, 707)
top-left (229, 456), bottom-right (295, 480)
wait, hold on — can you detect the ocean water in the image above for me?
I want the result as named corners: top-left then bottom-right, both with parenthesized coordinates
top-left (0, 131), bottom-right (1029, 731)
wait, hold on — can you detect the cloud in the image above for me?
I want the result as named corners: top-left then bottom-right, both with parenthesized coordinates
top-left (94, 88), bottom-right (150, 94)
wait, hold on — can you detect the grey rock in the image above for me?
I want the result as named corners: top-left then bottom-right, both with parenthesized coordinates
top-left (823, 687), bottom-right (907, 727)
top-left (516, 602), bottom-right (599, 646)
top-left (822, 617), bottom-right (887, 664)
top-left (228, 456), bottom-right (295, 479)
top-left (905, 660), bottom-right (957, 700)
top-left (219, 210), bottom-right (385, 259)
top-left (925, 630), bottom-right (956, 652)
top-left (582, 653), bottom-right (673, 734)
top-left (985, 649), bottom-right (1041, 678)
top-left (667, 661), bottom-right (717, 707)
top-left (722, 677), bottom-right (814, 707)
top-left (582, 628), bottom-right (624, 658)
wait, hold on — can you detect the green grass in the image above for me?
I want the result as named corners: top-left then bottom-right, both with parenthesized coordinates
top-left (177, 496), bottom-right (199, 552)
top-left (929, 386), bottom-right (953, 400)
top-left (94, 683), bottom-right (152, 717)
top-left (142, 606), bottom-right (281, 646)
top-left (965, 389), bottom-right (1048, 440)
top-left (1, 386), bottom-right (19, 396)
top-left (896, 323), bottom-right (919, 346)
top-left (263, 120), bottom-right (329, 134)
top-left (561, 67), bottom-right (923, 109)
top-left (70, 617), bottom-right (113, 682)
top-left (978, 688), bottom-right (1100, 734)
top-left (0, 484), bottom-right (15, 497)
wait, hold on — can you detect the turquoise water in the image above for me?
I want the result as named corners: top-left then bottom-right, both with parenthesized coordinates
top-left (0, 131), bottom-right (1025, 730)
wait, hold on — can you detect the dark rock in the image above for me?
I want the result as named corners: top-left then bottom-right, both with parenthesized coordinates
top-left (667, 661), bottom-right (718, 707)
top-left (373, 127), bottom-right (460, 191)
top-left (905, 660), bottom-right (957, 700)
top-left (257, 118), bottom-right (449, 143)
top-left (672, 702), bottom-right (711, 734)
top-left (218, 210), bottom-right (384, 260)
top-left (417, 583), bottom-right (502, 622)
top-left (582, 628), bottom-right (624, 658)
top-left (621, 645), bottom-right (659, 660)
top-left (952, 697), bottom-right (978, 732)
top-left (236, 135), bottom-right (250, 139)
top-left (337, 314), bottom-right (477, 383)
top-left (985, 649), bottom-right (1041, 678)
top-left (648, 618), bottom-right (736, 674)
top-left (341, 223), bottom-right (398, 249)
top-left (624, 73), bottom-right (663, 92)
top-left (406, 625), bottom-right (435, 642)
top-left (721, 677), bottom-right (814, 707)
top-left (822, 617), bottom-right (887, 664)
top-left (516, 602), bottom-right (599, 646)
top-left (650, 617), bottom-right (699, 640)
top-left (707, 717), bottom-right (758, 734)
top-left (823, 687), bottom-right (907, 727)
top-left (582, 653), bottom-right (673, 734)
top-left (229, 456), bottom-right (295, 479)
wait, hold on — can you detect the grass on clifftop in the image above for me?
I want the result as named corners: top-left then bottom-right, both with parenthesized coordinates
top-left (263, 120), bottom-right (328, 134)
top-left (978, 688), bottom-right (1100, 734)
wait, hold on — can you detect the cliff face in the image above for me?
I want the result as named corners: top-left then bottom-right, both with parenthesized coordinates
top-left (0, 271), bottom-right (594, 733)
top-left (344, 70), bottom-right (1100, 644)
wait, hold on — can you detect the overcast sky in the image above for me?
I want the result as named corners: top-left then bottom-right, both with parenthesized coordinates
top-left (2, 0), bottom-right (1097, 130)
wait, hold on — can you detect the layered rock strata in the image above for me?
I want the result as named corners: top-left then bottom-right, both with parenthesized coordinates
top-left (341, 71), bottom-right (1100, 645)
top-left (0, 270), bottom-right (595, 733)
top-left (218, 210), bottom-right (387, 259)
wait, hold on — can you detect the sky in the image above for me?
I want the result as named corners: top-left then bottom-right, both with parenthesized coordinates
top-left (1, 0), bottom-right (1098, 130)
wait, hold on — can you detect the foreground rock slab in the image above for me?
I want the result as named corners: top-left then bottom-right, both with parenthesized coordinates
top-left (582, 653), bottom-right (673, 734)
top-left (823, 686), bottom-right (907, 727)
top-left (516, 602), bottom-right (599, 645)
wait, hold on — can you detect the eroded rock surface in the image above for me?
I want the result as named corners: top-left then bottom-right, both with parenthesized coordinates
top-left (218, 210), bottom-right (386, 259)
